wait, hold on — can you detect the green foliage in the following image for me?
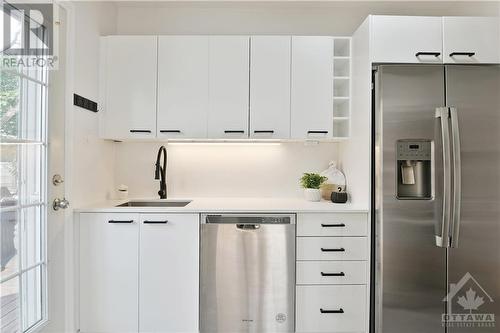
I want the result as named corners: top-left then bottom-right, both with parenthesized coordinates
top-left (0, 70), bottom-right (20, 137)
top-left (300, 173), bottom-right (328, 189)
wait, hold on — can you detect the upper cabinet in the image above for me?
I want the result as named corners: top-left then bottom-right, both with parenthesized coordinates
top-left (443, 17), bottom-right (500, 64)
top-left (157, 36), bottom-right (209, 139)
top-left (208, 36), bottom-right (250, 139)
top-left (291, 36), bottom-right (334, 139)
top-left (250, 36), bottom-right (291, 139)
top-left (100, 36), bottom-right (157, 140)
top-left (371, 16), bottom-right (443, 64)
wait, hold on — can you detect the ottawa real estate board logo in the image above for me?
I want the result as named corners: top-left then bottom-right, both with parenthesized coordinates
top-left (2, 1), bottom-right (59, 69)
top-left (442, 272), bottom-right (495, 328)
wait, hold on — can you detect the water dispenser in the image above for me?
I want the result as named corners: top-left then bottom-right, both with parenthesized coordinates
top-left (396, 140), bottom-right (433, 200)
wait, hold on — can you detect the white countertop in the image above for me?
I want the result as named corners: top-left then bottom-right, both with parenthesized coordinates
top-left (74, 197), bottom-right (369, 214)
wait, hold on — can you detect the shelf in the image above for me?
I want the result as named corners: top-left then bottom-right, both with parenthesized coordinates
top-left (333, 38), bottom-right (350, 57)
top-left (333, 117), bottom-right (349, 121)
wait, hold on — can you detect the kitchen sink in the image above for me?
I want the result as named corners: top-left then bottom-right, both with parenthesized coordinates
top-left (116, 200), bottom-right (191, 207)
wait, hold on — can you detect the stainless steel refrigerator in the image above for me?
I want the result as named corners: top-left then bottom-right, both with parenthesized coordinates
top-left (373, 65), bottom-right (500, 333)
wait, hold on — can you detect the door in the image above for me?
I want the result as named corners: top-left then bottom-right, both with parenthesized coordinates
top-left (375, 66), bottom-right (447, 333)
top-left (208, 36), bottom-right (250, 139)
top-left (200, 215), bottom-right (295, 333)
top-left (139, 214), bottom-right (199, 333)
top-left (443, 17), bottom-right (500, 64)
top-left (291, 36), bottom-right (333, 139)
top-left (446, 65), bottom-right (500, 333)
top-left (371, 16), bottom-right (443, 63)
top-left (157, 36), bottom-right (209, 139)
top-left (250, 36), bottom-right (291, 139)
top-left (100, 36), bottom-right (157, 139)
top-left (79, 213), bottom-right (139, 333)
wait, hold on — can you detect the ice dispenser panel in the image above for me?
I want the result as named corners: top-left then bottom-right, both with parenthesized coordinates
top-left (396, 140), bottom-right (432, 200)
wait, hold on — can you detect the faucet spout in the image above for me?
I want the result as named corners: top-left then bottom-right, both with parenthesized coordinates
top-left (155, 146), bottom-right (168, 199)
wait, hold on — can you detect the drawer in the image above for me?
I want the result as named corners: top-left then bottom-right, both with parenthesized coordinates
top-left (296, 285), bottom-right (367, 333)
top-left (297, 237), bottom-right (368, 261)
top-left (296, 261), bottom-right (367, 285)
top-left (297, 213), bottom-right (368, 237)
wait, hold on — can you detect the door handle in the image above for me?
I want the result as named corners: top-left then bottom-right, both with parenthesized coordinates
top-left (321, 223), bottom-right (346, 227)
top-left (435, 107), bottom-right (452, 248)
top-left (320, 308), bottom-right (344, 314)
top-left (108, 220), bottom-right (134, 224)
top-left (53, 198), bottom-right (70, 211)
top-left (321, 247), bottom-right (345, 252)
top-left (143, 220), bottom-right (169, 224)
top-left (449, 107), bottom-right (461, 248)
top-left (321, 272), bottom-right (345, 277)
top-left (236, 224), bottom-right (260, 230)
top-left (415, 52), bottom-right (441, 57)
top-left (449, 52), bottom-right (475, 57)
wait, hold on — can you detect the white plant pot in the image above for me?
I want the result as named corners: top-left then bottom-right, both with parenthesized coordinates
top-left (304, 188), bottom-right (321, 202)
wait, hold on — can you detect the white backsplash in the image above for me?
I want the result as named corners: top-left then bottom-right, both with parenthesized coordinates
top-left (114, 142), bottom-right (338, 199)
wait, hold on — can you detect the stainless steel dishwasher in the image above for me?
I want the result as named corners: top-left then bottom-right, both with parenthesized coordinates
top-left (200, 213), bottom-right (295, 333)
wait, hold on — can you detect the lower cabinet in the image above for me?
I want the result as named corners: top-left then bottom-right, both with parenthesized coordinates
top-left (78, 213), bottom-right (199, 333)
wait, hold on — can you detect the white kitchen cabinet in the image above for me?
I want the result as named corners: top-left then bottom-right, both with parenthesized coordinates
top-left (296, 285), bottom-right (367, 333)
top-left (208, 36), bottom-right (250, 139)
top-left (371, 16), bottom-right (443, 64)
top-left (79, 213), bottom-right (139, 333)
top-left (443, 17), bottom-right (500, 64)
top-left (139, 214), bottom-right (199, 333)
top-left (100, 36), bottom-right (157, 139)
top-left (250, 36), bottom-right (291, 139)
top-left (291, 36), bottom-right (334, 139)
top-left (157, 36), bottom-right (209, 138)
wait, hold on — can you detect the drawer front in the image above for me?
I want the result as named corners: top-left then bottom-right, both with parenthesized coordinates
top-left (296, 285), bottom-right (366, 333)
top-left (297, 213), bottom-right (368, 236)
top-left (297, 237), bottom-right (368, 261)
top-left (296, 261), bottom-right (367, 285)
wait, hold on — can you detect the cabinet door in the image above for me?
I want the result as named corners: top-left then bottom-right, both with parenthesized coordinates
top-left (158, 36), bottom-right (209, 139)
top-left (250, 36), bottom-right (291, 139)
top-left (291, 36), bottom-right (334, 139)
top-left (208, 36), bottom-right (250, 139)
top-left (443, 17), bottom-right (500, 64)
top-left (100, 36), bottom-right (157, 139)
top-left (371, 15), bottom-right (443, 63)
top-left (139, 214), bottom-right (199, 333)
top-left (79, 213), bottom-right (139, 333)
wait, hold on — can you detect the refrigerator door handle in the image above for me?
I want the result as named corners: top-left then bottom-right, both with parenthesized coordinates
top-left (449, 107), bottom-right (462, 248)
top-left (435, 107), bottom-right (452, 248)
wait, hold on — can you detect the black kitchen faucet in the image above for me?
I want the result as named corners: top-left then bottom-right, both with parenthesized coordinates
top-left (154, 146), bottom-right (167, 199)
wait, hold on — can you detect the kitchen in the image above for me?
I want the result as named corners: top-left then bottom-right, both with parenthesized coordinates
top-left (0, 1), bottom-right (499, 333)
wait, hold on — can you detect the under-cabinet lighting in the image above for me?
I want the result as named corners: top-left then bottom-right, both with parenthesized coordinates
top-left (167, 141), bottom-right (282, 146)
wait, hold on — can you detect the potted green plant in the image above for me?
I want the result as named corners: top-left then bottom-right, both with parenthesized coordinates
top-left (300, 173), bottom-right (328, 201)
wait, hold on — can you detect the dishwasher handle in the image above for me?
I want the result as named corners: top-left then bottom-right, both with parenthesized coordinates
top-left (236, 224), bottom-right (260, 230)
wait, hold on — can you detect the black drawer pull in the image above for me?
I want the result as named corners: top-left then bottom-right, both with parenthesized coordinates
top-left (321, 272), bottom-right (345, 277)
top-left (415, 52), bottom-right (441, 57)
top-left (108, 220), bottom-right (134, 224)
top-left (320, 308), bottom-right (344, 314)
top-left (449, 52), bottom-right (475, 57)
top-left (224, 130), bottom-right (245, 134)
top-left (307, 130), bottom-right (328, 134)
top-left (254, 130), bottom-right (275, 134)
top-left (130, 130), bottom-right (151, 133)
top-left (143, 220), bottom-right (169, 224)
top-left (321, 247), bottom-right (345, 252)
top-left (160, 130), bottom-right (181, 133)
top-left (321, 223), bottom-right (346, 227)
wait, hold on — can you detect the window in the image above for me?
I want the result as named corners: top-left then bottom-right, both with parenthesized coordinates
top-left (1, 65), bottom-right (48, 331)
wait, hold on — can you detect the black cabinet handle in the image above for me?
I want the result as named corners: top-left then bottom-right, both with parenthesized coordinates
top-left (321, 272), bottom-right (345, 277)
top-left (108, 220), bottom-right (134, 224)
top-left (143, 220), bottom-right (169, 224)
top-left (415, 52), bottom-right (441, 57)
top-left (321, 223), bottom-right (346, 227)
top-left (321, 247), bottom-right (345, 252)
top-left (130, 130), bottom-right (151, 133)
top-left (449, 52), bottom-right (475, 57)
top-left (160, 130), bottom-right (181, 133)
top-left (308, 130), bottom-right (328, 134)
top-left (320, 308), bottom-right (344, 314)
top-left (224, 130), bottom-right (245, 134)
top-left (253, 130), bottom-right (275, 134)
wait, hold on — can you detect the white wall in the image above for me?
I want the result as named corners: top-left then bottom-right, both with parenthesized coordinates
top-left (115, 1), bottom-right (498, 36)
top-left (114, 142), bottom-right (338, 198)
top-left (71, 1), bottom-right (117, 207)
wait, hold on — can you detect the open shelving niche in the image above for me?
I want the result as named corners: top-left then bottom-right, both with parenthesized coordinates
top-left (332, 37), bottom-right (351, 139)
